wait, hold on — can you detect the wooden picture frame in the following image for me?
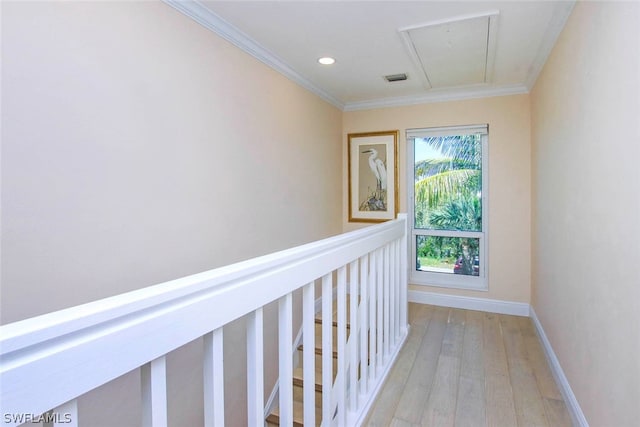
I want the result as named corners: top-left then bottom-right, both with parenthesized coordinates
top-left (348, 130), bottom-right (399, 222)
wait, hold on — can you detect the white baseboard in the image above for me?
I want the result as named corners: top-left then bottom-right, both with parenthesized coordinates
top-left (530, 308), bottom-right (589, 427)
top-left (408, 290), bottom-right (530, 316)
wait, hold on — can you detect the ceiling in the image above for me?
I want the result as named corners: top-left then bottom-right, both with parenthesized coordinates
top-left (165, 1), bottom-right (575, 111)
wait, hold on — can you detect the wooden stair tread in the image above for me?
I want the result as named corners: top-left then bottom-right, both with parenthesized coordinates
top-left (266, 399), bottom-right (321, 427)
top-left (292, 367), bottom-right (324, 392)
top-left (314, 296), bottom-right (357, 324)
top-left (267, 301), bottom-right (360, 426)
top-left (297, 344), bottom-right (338, 359)
top-left (314, 317), bottom-right (350, 329)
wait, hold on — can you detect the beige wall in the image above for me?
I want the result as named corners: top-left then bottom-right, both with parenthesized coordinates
top-left (530, 2), bottom-right (640, 425)
top-left (1, 1), bottom-right (342, 425)
top-left (343, 95), bottom-right (532, 303)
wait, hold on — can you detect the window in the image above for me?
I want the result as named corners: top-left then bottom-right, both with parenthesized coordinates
top-left (407, 125), bottom-right (488, 290)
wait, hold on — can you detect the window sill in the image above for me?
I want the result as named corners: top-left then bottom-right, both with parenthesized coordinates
top-left (409, 271), bottom-right (488, 292)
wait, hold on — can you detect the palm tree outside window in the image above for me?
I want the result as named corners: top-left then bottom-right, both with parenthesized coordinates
top-left (407, 125), bottom-right (488, 290)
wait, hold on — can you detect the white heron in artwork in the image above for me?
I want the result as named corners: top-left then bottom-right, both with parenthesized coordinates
top-left (362, 148), bottom-right (387, 191)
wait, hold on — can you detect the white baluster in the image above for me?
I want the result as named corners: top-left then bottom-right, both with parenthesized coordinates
top-left (142, 356), bottom-right (167, 427)
top-left (348, 259), bottom-right (359, 411)
top-left (391, 240), bottom-right (399, 344)
top-left (321, 273), bottom-right (333, 424)
top-left (204, 328), bottom-right (224, 427)
top-left (278, 293), bottom-right (293, 426)
top-left (376, 248), bottom-right (384, 370)
top-left (384, 244), bottom-right (391, 359)
top-left (302, 282), bottom-right (316, 427)
top-left (400, 215), bottom-right (409, 331)
top-left (368, 250), bottom-right (377, 381)
top-left (396, 239), bottom-right (402, 337)
top-left (247, 308), bottom-right (264, 427)
top-left (336, 265), bottom-right (347, 425)
top-left (359, 254), bottom-right (369, 395)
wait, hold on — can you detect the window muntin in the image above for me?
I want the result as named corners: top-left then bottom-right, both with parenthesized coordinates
top-left (408, 125), bottom-right (488, 290)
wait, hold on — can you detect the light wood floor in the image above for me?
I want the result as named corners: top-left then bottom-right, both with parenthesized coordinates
top-left (364, 303), bottom-right (572, 427)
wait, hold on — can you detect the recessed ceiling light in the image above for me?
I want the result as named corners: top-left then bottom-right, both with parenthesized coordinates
top-left (318, 57), bottom-right (336, 65)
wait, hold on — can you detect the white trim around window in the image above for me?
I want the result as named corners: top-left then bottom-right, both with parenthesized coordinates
top-left (407, 124), bottom-right (489, 291)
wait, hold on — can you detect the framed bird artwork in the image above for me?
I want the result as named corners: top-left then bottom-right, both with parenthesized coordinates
top-left (348, 130), bottom-right (399, 222)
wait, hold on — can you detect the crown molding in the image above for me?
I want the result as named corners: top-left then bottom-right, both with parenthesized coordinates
top-left (162, 0), bottom-right (345, 110)
top-left (525, 1), bottom-right (576, 90)
top-left (343, 83), bottom-right (529, 112)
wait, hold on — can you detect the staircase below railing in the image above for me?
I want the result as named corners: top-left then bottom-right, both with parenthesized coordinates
top-left (0, 214), bottom-right (409, 427)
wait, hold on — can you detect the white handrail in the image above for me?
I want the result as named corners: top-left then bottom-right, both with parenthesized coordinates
top-left (0, 214), bottom-right (408, 426)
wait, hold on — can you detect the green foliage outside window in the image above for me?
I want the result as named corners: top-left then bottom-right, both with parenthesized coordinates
top-left (415, 135), bottom-right (482, 272)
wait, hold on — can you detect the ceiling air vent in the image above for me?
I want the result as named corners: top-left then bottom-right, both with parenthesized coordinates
top-left (384, 73), bottom-right (408, 82)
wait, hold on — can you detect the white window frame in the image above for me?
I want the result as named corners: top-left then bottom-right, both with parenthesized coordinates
top-left (407, 125), bottom-right (489, 291)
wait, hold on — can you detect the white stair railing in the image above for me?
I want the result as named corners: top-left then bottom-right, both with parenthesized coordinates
top-left (323, 220), bottom-right (409, 426)
top-left (0, 214), bottom-right (408, 427)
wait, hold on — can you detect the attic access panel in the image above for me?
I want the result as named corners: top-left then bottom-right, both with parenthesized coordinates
top-left (400, 12), bottom-right (499, 89)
